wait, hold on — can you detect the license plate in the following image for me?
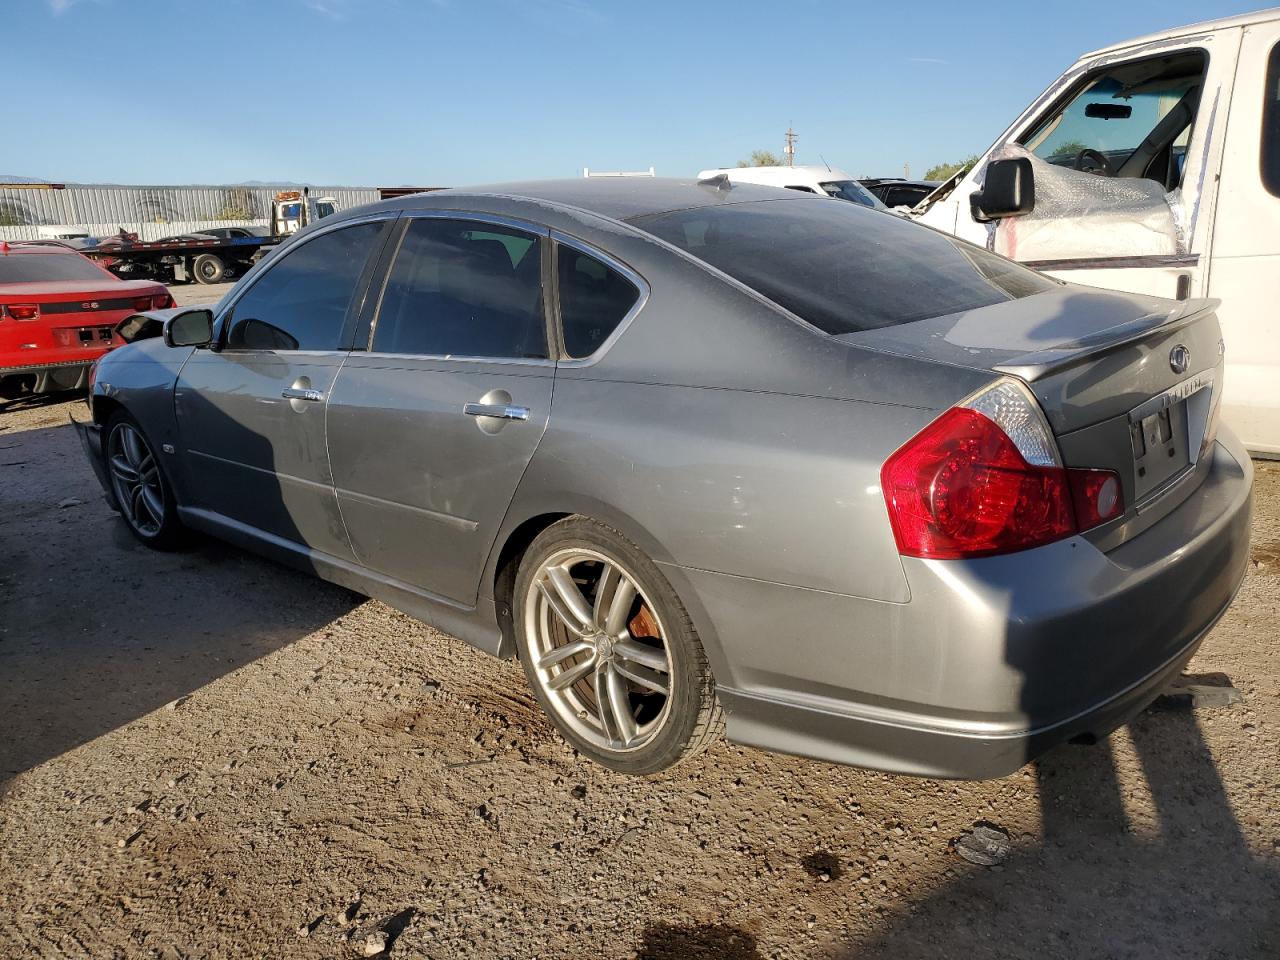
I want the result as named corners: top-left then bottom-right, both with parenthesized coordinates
top-left (1130, 398), bottom-right (1190, 501)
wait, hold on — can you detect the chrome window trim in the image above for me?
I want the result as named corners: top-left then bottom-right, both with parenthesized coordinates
top-left (350, 351), bottom-right (556, 369)
top-left (213, 211), bottom-right (401, 331)
top-left (550, 230), bottom-right (651, 368)
top-left (363, 211), bottom-right (554, 364)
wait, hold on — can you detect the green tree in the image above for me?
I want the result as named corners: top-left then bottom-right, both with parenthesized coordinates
top-left (924, 154), bottom-right (982, 181)
top-left (737, 149), bottom-right (783, 168)
top-left (1047, 140), bottom-right (1090, 162)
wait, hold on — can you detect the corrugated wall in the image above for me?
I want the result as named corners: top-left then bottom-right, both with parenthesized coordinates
top-left (0, 184), bottom-right (381, 240)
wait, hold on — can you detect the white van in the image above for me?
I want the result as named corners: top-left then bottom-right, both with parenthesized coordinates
top-left (697, 165), bottom-right (888, 210)
top-left (915, 8), bottom-right (1280, 455)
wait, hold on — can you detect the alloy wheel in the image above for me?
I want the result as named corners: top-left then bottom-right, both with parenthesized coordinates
top-left (107, 422), bottom-right (165, 537)
top-left (523, 547), bottom-right (674, 753)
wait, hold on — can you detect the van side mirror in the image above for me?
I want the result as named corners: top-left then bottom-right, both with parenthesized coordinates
top-left (970, 158), bottom-right (1035, 222)
top-left (162, 308), bottom-right (214, 348)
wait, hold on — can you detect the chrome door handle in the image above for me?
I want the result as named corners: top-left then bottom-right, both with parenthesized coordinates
top-left (281, 387), bottom-right (325, 402)
top-left (463, 402), bottom-right (529, 421)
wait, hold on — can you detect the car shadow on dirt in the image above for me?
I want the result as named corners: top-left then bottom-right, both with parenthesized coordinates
top-left (834, 708), bottom-right (1279, 959)
top-left (0, 417), bottom-right (362, 783)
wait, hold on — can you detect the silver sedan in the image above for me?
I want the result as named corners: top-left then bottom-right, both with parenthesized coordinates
top-left (77, 179), bottom-right (1253, 777)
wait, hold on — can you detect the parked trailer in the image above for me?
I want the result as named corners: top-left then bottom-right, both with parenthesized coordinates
top-left (78, 232), bottom-right (281, 285)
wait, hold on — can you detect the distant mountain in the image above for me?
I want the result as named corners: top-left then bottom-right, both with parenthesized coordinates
top-left (0, 175), bottom-right (53, 184)
top-left (236, 180), bottom-right (315, 187)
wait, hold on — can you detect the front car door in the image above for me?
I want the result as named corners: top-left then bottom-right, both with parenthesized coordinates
top-left (326, 213), bottom-right (554, 605)
top-left (174, 216), bottom-right (393, 558)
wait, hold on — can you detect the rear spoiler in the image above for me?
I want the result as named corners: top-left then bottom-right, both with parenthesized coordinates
top-left (994, 297), bottom-right (1220, 382)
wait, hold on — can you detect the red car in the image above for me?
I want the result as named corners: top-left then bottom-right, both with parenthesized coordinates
top-left (0, 241), bottom-right (173, 399)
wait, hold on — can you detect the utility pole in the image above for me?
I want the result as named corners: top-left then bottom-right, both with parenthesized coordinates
top-left (903, 161), bottom-right (910, 178)
top-left (784, 125), bottom-right (798, 167)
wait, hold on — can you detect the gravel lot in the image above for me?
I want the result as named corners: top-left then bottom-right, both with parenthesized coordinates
top-left (1, 285), bottom-right (1277, 958)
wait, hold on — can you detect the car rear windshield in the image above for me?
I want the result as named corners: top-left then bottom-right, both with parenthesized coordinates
top-left (630, 198), bottom-right (1055, 334)
top-left (0, 252), bottom-right (109, 284)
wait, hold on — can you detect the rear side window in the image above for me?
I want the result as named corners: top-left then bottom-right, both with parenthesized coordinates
top-left (226, 221), bottom-right (384, 351)
top-left (631, 198), bottom-right (1055, 335)
top-left (372, 218), bottom-right (546, 359)
top-left (0, 251), bottom-right (109, 283)
top-left (1263, 41), bottom-right (1280, 197)
top-left (557, 245), bottom-right (639, 358)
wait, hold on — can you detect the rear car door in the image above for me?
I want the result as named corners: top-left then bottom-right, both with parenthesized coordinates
top-left (326, 214), bottom-right (554, 605)
top-left (174, 216), bottom-right (393, 558)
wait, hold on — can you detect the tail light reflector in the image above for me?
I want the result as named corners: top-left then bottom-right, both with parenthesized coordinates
top-left (153, 293), bottom-right (174, 309)
top-left (881, 378), bottom-right (1124, 560)
top-left (7, 303), bottom-right (39, 321)
top-left (133, 296), bottom-right (153, 311)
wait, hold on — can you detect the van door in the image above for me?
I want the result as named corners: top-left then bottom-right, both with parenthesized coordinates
top-left (1206, 20), bottom-right (1280, 455)
top-left (918, 29), bottom-right (1241, 304)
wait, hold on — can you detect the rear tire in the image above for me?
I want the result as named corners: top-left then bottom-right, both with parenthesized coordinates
top-left (191, 253), bottom-right (226, 284)
top-left (103, 411), bottom-right (185, 549)
top-left (514, 517), bottom-right (723, 775)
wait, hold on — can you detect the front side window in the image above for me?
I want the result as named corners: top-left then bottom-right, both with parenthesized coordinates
top-left (372, 218), bottom-right (546, 359)
top-left (557, 245), bottom-right (640, 358)
top-left (1022, 50), bottom-right (1205, 187)
top-left (1263, 41), bottom-right (1280, 197)
top-left (225, 221), bottom-right (383, 351)
top-left (631, 197), bottom-right (1055, 335)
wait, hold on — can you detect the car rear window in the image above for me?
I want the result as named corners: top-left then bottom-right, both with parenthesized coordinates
top-left (629, 198), bottom-right (1055, 334)
top-left (0, 251), bottom-right (110, 284)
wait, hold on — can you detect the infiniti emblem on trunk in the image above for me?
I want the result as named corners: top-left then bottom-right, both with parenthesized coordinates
top-left (1169, 344), bottom-right (1190, 374)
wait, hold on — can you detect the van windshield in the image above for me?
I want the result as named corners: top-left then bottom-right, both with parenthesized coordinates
top-left (630, 198), bottom-right (1055, 335)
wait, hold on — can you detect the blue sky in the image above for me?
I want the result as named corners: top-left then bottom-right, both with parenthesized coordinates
top-left (8, 0), bottom-right (1262, 186)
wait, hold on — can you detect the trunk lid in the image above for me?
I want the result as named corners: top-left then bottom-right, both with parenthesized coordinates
top-left (843, 287), bottom-right (1226, 546)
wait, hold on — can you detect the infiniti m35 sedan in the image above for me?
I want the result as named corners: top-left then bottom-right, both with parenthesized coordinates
top-left (77, 179), bottom-right (1252, 778)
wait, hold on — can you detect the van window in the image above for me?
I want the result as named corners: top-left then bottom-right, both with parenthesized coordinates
top-left (1263, 41), bottom-right (1280, 198)
top-left (1022, 50), bottom-right (1206, 189)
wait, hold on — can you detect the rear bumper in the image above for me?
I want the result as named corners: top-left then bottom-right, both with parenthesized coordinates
top-left (676, 428), bottom-right (1253, 779)
top-left (0, 358), bottom-right (91, 392)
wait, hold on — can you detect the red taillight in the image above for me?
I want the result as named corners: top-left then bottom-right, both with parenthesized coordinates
top-left (7, 303), bottom-right (39, 321)
top-left (882, 381), bottom-right (1127, 560)
top-left (153, 293), bottom-right (174, 309)
top-left (1067, 468), bottom-right (1123, 529)
top-left (133, 296), bottom-right (153, 311)
top-left (881, 407), bottom-right (1075, 559)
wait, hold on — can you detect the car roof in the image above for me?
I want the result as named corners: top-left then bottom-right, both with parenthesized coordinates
top-left (382, 177), bottom-right (810, 223)
top-left (1080, 6), bottom-right (1280, 59)
top-left (0, 241), bottom-right (82, 256)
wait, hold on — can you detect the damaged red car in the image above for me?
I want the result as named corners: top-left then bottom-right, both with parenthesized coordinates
top-left (0, 241), bottom-right (172, 398)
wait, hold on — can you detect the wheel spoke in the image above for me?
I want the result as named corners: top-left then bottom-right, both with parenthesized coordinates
top-left (613, 659), bottom-right (670, 696)
top-left (109, 455), bottom-right (138, 482)
top-left (544, 565), bottom-right (594, 633)
top-left (604, 577), bottom-right (637, 637)
top-left (123, 428), bottom-right (144, 467)
top-left (547, 655), bottom-right (596, 692)
top-left (603, 664), bottom-right (637, 745)
top-left (613, 638), bottom-right (668, 672)
top-left (537, 640), bottom-right (593, 670)
top-left (140, 484), bottom-right (164, 528)
top-left (592, 562), bottom-right (620, 630)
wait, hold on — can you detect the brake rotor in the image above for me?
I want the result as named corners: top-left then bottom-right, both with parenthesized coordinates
top-left (628, 602), bottom-right (661, 640)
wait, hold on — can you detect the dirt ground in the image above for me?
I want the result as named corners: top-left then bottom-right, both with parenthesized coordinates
top-left (1, 292), bottom-right (1277, 958)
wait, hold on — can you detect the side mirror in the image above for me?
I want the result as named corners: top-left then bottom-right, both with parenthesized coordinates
top-left (162, 308), bottom-right (214, 348)
top-left (970, 158), bottom-right (1035, 222)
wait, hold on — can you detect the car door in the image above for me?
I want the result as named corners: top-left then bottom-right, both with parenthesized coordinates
top-left (326, 213), bottom-right (555, 605)
top-left (174, 216), bottom-right (393, 559)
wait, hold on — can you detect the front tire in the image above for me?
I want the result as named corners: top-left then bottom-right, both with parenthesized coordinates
top-left (103, 412), bottom-right (184, 549)
top-left (514, 517), bottom-right (723, 775)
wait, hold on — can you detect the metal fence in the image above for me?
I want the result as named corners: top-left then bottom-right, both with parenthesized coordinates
top-left (0, 184), bottom-right (381, 241)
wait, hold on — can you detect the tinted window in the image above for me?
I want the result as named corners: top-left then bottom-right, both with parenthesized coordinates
top-left (372, 218), bottom-right (546, 359)
top-left (819, 180), bottom-right (885, 209)
top-left (0, 252), bottom-right (110, 283)
top-left (226, 221), bottom-right (382, 351)
top-left (884, 187), bottom-right (926, 208)
top-left (1264, 42), bottom-right (1280, 197)
top-left (557, 246), bottom-right (640, 358)
top-left (631, 198), bottom-right (1055, 335)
